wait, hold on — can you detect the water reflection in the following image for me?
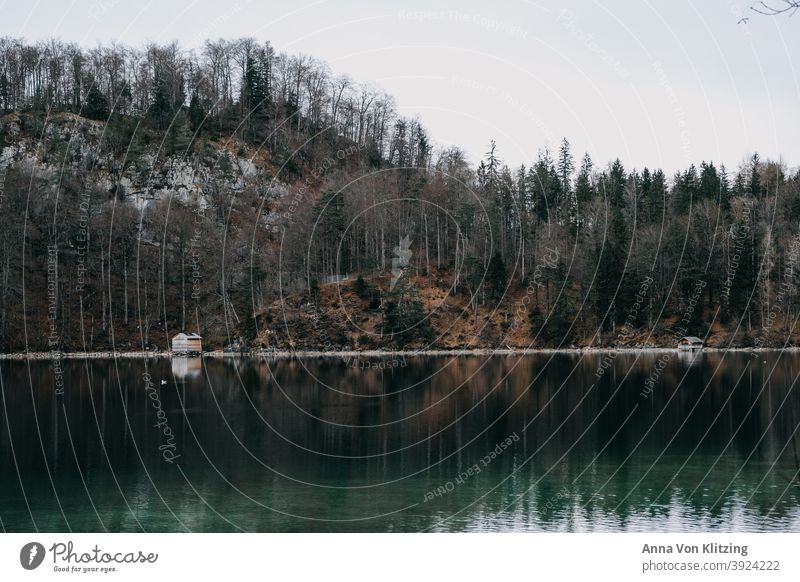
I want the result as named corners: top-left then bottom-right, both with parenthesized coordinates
top-left (675, 350), bottom-right (703, 367)
top-left (1, 352), bottom-right (799, 532)
top-left (171, 356), bottom-right (202, 380)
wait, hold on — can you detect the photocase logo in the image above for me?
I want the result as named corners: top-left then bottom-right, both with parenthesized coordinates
top-left (20, 542), bottom-right (46, 570)
top-left (390, 235), bottom-right (412, 290)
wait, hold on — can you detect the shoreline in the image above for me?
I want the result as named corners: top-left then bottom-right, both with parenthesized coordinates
top-left (1, 346), bottom-right (799, 360)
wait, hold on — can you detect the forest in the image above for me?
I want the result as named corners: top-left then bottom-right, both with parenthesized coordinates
top-left (1, 37), bottom-right (799, 352)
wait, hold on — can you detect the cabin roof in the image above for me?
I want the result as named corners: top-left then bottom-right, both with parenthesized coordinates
top-left (680, 336), bottom-right (703, 343)
top-left (172, 333), bottom-right (202, 340)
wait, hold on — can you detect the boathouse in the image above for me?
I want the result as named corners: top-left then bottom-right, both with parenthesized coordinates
top-left (172, 332), bottom-right (203, 354)
top-left (678, 336), bottom-right (703, 351)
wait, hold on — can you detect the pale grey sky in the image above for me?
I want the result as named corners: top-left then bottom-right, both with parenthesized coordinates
top-left (3, 0), bottom-right (799, 174)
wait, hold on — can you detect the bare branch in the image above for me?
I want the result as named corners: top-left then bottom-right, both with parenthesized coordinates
top-left (748, 0), bottom-right (800, 17)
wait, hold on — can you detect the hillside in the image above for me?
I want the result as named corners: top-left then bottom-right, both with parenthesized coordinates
top-left (1, 38), bottom-right (800, 353)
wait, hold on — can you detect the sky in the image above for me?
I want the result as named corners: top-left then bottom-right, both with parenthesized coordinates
top-left (3, 0), bottom-right (799, 174)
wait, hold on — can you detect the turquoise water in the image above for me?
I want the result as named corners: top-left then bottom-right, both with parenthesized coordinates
top-left (1, 352), bottom-right (799, 532)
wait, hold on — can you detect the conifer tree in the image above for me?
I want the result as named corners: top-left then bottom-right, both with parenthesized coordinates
top-left (486, 251), bottom-right (507, 303)
top-left (749, 153), bottom-right (762, 197)
top-left (188, 91), bottom-right (205, 135)
top-left (605, 159), bottom-right (627, 208)
top-left (557, 138), bottom-right (574, 195)
top-left (84, 84), bottom-right (108, 120)
top-left (575, 153), bottom-right (595, 204)
top-left (148, 70), bottom-right (173, 130)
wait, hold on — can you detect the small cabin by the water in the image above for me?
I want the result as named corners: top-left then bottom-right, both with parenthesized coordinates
top-left (172, 333), bottom-right (203, 354)
top-left (678, 336), bottom-right (703, 351)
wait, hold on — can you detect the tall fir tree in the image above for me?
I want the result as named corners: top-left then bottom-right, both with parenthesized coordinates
top-left (84, 84), bottom-right (108, 120)
top-left (557, 138), bottom-right (574, 195)
top-left (749, 153), bottom-right (762, 198)
top-left (486, 251), bottom-right (507, 304)
top-left (188, 91), bottom-right (205, 135)
top-left (575, 153), bottom-right (595, 204)
top-left (604, 159), bottom-right (627, 208)
top-left (148, 70), bottom-right (173, 130)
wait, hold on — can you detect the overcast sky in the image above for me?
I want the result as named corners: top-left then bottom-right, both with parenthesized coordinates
top-left (3, 0), bottom-right (799, 174)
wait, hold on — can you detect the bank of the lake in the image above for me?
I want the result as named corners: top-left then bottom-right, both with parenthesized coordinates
top-left (2, 346), bottom-right (800, 360)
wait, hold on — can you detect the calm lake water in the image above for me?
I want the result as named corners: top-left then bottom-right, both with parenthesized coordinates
top-left (1, 352), bottom-right (799, 532)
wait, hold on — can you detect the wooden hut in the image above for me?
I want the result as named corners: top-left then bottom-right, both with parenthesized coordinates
top-left (678, 336), bottom-right (703, 351)
top-left (171, 332), bottom-right (203, 354)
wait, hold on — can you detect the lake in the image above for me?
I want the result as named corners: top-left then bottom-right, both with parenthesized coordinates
top-left (1, 351), bottom-right (799, 532)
